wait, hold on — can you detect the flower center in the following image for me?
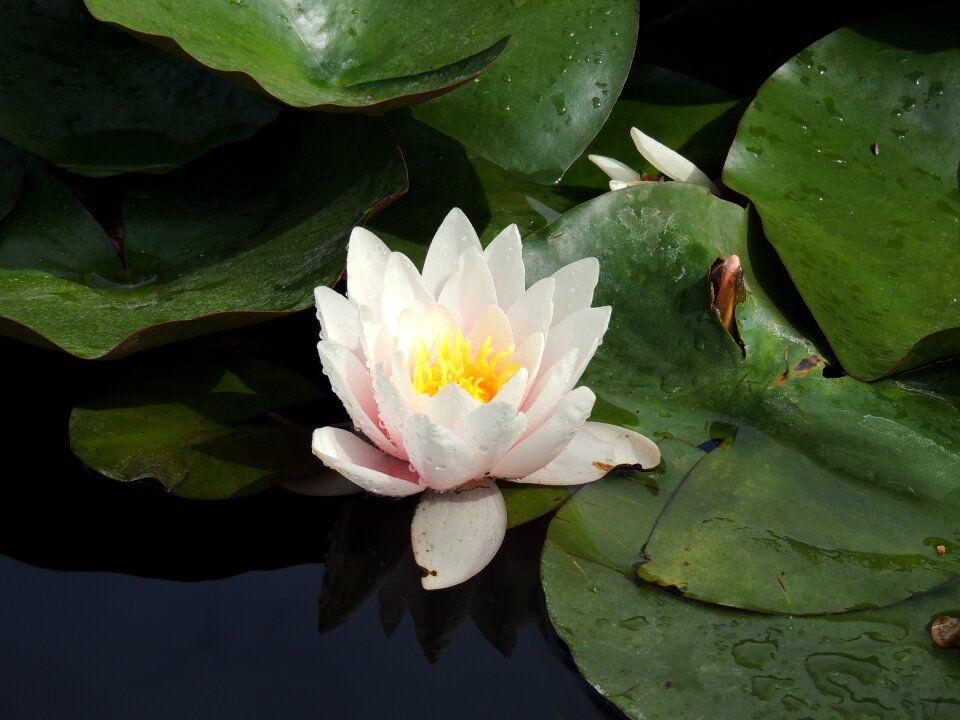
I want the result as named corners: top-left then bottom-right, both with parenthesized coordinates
top-left (412, 329), bottom-right (519, 403)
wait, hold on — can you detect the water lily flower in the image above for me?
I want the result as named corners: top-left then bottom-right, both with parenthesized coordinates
top-left (309, 209), bottom-right (660, 589)
top-left (589, 126), bottom-right (720, 194)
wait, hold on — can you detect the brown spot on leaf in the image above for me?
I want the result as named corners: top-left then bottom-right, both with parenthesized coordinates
top-left (593, 461), bottom-right (615, 472)
top-left (772, 354), bottom-right (826, 387)
top-left (932, 616), bottom-right (960, 648)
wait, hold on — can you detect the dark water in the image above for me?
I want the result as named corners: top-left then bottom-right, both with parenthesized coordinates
top-left (2, 328), bottom-right (623, 720)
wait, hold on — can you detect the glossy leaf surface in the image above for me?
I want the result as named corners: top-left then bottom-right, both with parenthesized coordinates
top-left (525, 185), bottom-right (960, 614)
top-left (723, 8), bottom-right (960, 379)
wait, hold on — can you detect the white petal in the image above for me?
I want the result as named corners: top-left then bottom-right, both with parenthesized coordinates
top-left (609, 179), bottom-right (635, 191)
top-left (630, 127), bottom-right (720, 194)
top-left (411, 480), bottom-right (506, 590)
top-left (314, 286), bottom-right (360, 354)
top-left (381, 252), bottom-right (434, 333)
top-left (395, 304), bottom-right (456, 368)
top-left (465, 304), bottom-right (514, 352)
top-left (588, 153), bottom-right (643, 183)
top-left (491, 386), bottom-right (596, 479)
top-left (311, 427), bottom-right (423, 496)
top-left (423, 382), bottom-right (481, 428)
top-left (318, 340), bottom-right (398, 457)
top-left (404, 414), bottom-right (481, 491)
top-left (358, 307), bottom-right (394, 374)
top-left (512, 332), bottom-right (545, 394)
top-left (456, 400), bottom-right (528, 476)
top-left (372, 363), bottom-right (411, 457)
top-left (281, 469), bottom-right (363, 497)
top-left (436, 247), bottom-right (497, 330)
top-left (346, 227), bottom-right (392, 319)
top-left (490, 366), bottom-right (528, 410)
top-left (507, 277), bottom-right (555, 344)
top-left (521, 347), bottom-right (580, 431)
top-left (549, 258), bottom-right (599, 327)
top-left (539, 306), bottom-right (611, 392)
top-left (514, 422), bottom-right (661, 485)
top-left (421, 208), bottom-right (483, 298)
top-left (482, 224), bottom-right (525, 309)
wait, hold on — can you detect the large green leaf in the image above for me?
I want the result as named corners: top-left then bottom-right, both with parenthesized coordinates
top-left (413, 0), bottom-right (638, 182)
top-left (723, 8), bottom-right (960, 380)
top-left (542, 445), bottom-right (960, 719)
top-left (524, 184), bottom-right (960, 615)
top-left (0, 0), bottom-right (278, 177)
top-left (70, 358), bottom-right (326, 499)
top-left (0, 112), bottom-right (404, 359)
top-left (82, 0), bottom-right (508, 110)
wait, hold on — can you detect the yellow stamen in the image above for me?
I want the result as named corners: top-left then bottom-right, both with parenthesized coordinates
top-left (412, 329), bottom-right (519, 403)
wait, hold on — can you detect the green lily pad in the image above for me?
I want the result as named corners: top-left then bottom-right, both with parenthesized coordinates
top-left (542, 444), bottom-right (960, 719)
top-left (562, 64), bottom-right (746, 190)
top-left (82, 0), bottom-right (508, 110)
top-left (523, 184), bottom-right (960, 614)
top-left (723, 8), bottom-right (960, 380)
top-left (413, 0), bottom-right (638, 183)
top-left (70, 358), bottom-right (326, 499)
top-left (0, 0), bottom-right (278, 177)
top-left (0, 112), bottom-right (405, 359)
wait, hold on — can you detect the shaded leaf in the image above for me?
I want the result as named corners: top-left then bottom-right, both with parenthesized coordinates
top-left (0, 112), bottom-right (405, 358)
top-left (70, 358), bottom-right (326, 499)
top-left (0, 0), bottom-right (278, 176)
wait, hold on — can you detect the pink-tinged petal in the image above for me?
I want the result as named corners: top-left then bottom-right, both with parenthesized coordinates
top-left (482, 224), bottom-right (525, 309)
top-left (281, 469), bottom-right (363, 497)
top-left (630, 126), bottom-right (720, 194)
top-left (436, 247), bottom-right (498, 330)
top-left (315, 286), bottom-right (360, 354)
top-left (404, 414), bottom-right (481, 491)
top-left (491, 386), bottom-right (596, 479)
top-left (514, 421), bottom-right (661, 485)
top-left (421, 208), bottom-right (482, 298)
top-left (381, 252), bottom-right (434, 333)
top-left (411, 480), bottom-right (506, 590)
top-left (540, 306), bottom-right (611, 391)
top-left (549, 258), bottom-right (599, 327)
top-left (346, 227), bottom-right (391, 319)
top-left (456, 400), bottom-right (528, 476)
top-left (318, 340), bottom-right (399, 458)
top-left (372, 364), bottom-right (411, 458)
top-left (465, 304), bottom-right (514, 352)
top-left (587, 153), bottom-right (643, 183)
top-left (390, 348), bottom-right (426, 415)
top-left (512, 332), bottom-right (545, 395)
top-left (312, 427), bottom-right (423, 496)
top-left (522, 347), bottom-right (580, 431)
top-left (423, 382), bottom-right (482, 428)
top-left (507, 277), bottom-right (555, 345)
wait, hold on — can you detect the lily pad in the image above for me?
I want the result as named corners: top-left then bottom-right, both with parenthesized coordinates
top-left (0, 112), bottom-right (405, 359)
top-left (523, 184), bottom-right (960, 614)
top-left (562, 64), bottom-right (746, 190)
top-left (723, 7), bottom-right (960, 380)
top-left (0, 0), bottom-right (279, 177)
top-left (70, 358), bottom-right (326, 499)
top-left (82, 0), bottom-right (508, 110)
top-left (542, 444), bottom-right (960, 719)
top-left (413, 0), bottom-right (638, 182)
